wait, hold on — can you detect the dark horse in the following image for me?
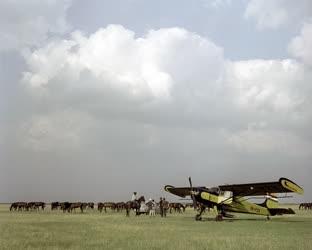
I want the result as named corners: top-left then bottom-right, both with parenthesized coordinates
top-left (125, 196), bottom-right (145, 216)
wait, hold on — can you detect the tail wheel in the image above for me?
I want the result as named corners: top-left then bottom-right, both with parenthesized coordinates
top-left (195, 214), bottom-right (202, 221)
top-left (215, 214), bottom-right (223, 221)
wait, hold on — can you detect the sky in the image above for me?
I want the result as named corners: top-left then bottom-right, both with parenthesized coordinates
top-left (1, 0), bottom-right (312, 202)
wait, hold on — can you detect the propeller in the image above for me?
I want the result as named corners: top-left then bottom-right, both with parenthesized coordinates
top-left (188, 176), bottom-right (197, 209)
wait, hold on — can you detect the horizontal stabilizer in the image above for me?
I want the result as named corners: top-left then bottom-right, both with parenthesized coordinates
top-left (268, 208), bottom-right (295, 216)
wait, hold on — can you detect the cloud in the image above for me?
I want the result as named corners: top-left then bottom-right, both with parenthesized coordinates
top-left (22, 24), bottom-right (224, 101)
top-left (18, 110), bottom-right (93, 152)
top-left (19, 24), bottom-right (312, 157)
top-left (0, 0), bottom-right (72, 51)
top-left (227, 126), bottom-right (312, 157)
top-left (225, 59), bottom-right (305, 112)
top-left (202, 0), bottom-right (232, 9)
top-left (244, 0), bottom-right (312, 30)
top-left (288, 21), bottom-right (312, 67)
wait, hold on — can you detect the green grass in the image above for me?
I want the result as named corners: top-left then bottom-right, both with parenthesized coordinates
top-left (0, 204), bottom-right (311, 249)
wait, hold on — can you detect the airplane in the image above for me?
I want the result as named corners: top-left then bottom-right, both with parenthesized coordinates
top-left (164, 177), bottom-right (304, 221)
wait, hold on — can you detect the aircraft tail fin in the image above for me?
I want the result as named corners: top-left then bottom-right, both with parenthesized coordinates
top-left (259, 195), bottom-right (279, 209)
top-left (261, 195), bottom-right (296, 215)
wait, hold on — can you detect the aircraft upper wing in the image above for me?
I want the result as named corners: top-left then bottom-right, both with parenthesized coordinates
top-left (218, 177), bottom-right (304, 196)
top-left (164, 185), bottom-right (206, 198)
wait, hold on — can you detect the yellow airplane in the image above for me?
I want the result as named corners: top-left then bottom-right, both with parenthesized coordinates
top-left (164, 177), bottom-right (304, 221)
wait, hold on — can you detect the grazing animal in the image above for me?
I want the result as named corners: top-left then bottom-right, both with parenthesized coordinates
top-left (10, 203), bottom-right (17, 211)
top-left (103, 202), bottom-right (116, 212)
top-left (68, 202), bottom-right (84, 213)
top-left (98, 202), bottom-right (104, 212)
top-left (87, 202), bottom-right (94, 209)
top-left (299, 202), bottom-right (312, 210)
top-left (169, 203), bottom-right (185, 213)
top-left (60, 202), bottom-right (71, 212)
top-left (51, 202), bottom-right (60, 210)
top-left (115, 202), bottom-right (126, 212)
top-left (35, 202), bottom-right (45, 210)
top-left (10, 202), bottom-right (27, 211)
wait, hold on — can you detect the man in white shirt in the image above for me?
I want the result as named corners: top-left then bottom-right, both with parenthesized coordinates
top-left (131, 192), bottom-right (137, 201)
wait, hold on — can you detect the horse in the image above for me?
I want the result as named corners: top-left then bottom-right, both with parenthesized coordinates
top-left (98, 202), bottom-right (104, 212)
top-left (116, 202), bottom-right (126, 212)
top-left (299, 202), bottom-right (312, 210)
top-left (125, 196), bottom-right (145, 216)
top-left (103, 202), bottom-right (116, 212)
top-left (68, 202), bottom-right (85, 213)
top-left (10, 202), bottom-right (27, 211)
top-left (26, 202), bottom-right (36, 210)
top-left (10, 202), bottom-right (18, 211)
top-left (34, 202), bottom-right (45, 210)
top-left (169, 202), bottom-right (185, 213)
top-left (51, 202), bottom-right (60, 210)
top-left (60, 202), bottom-right (71, 212)
top-left (87, 202), bottom-right (94, 209)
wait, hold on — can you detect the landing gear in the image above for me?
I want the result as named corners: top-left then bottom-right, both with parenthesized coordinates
top-left (195, 206), bottom-right (205, 221)
top-left (215, 214), bottom-right (223, 221)
top-left (195, 214), bottom-right (202, 221)
top-left (267, 215), bottom-right (270, 220)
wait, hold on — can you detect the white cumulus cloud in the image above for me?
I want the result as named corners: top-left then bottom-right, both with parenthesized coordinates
top-left (19, 24), bottom-right (312, 157)
top-left (226, 59), bottom-right (305, 112)
top-left (288, 21), bottom-right (312, 67)
top-left (23, 25), bottom-right (224, 101)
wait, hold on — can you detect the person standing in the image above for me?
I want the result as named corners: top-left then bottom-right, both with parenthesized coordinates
top-left (162, 198), bottom-right (167, 217)
top-left (149, 199), bottom-right (156, 217)
top-left (159, 197), bottom-right (164, 217)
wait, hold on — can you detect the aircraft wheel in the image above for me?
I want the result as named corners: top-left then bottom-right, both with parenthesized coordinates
top-left (267, 216), bottom-right (270, 220)
top-left (195, 214), bottom-right (202, 221)
top-left (215, 214), bottom-right (223, 221)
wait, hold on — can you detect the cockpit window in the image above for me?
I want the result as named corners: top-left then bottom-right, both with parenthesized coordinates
top-left (209, 187), bottom-right (220, 195)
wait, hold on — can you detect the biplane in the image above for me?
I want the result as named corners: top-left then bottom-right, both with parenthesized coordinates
top-left (164, 177), bottom-right (304, 221)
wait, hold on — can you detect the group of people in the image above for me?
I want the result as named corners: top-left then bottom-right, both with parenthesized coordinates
top-left (131, 192), bottom-right (168, 217)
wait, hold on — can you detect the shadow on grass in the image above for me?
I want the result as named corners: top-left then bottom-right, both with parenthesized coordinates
top-left (196, 217), bottom-right (306, 223)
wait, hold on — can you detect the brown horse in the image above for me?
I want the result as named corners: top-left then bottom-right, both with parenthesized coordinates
top-left (116, 202), bottom-right (126, 212)
top-left (125, 196), bottom-right (145, 216)
top-left (299, 203), bottom-right (312, 210)
top-left (10, 202), bottom-right (27, 211)
top-left (103, 202), bottom-right (116, 212)
top-left (51, 202), bottom-right (60, 210)
top-left (60, 202), bottom-right (71, 212)
top-left (169, 202), bottom-right (185, 213)
top-left (98, 202), bottom-right (104, 212)
top-left (87, 202), bottom-right (94, 209)
top-left (68, 202), bottom-right (85, 213)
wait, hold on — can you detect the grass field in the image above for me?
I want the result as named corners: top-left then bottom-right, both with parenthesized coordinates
top-left (0, 204), bottom-right (311, 250)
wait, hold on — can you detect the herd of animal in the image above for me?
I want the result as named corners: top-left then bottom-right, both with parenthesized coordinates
top-left (9, 200), bottom-right (189, 214)
top-left (10, 202), bottom-right (45, 211)
top-left (10, 201), bottom-right (310, 214)
top-left (299, 202), bottom-right (312, 210)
